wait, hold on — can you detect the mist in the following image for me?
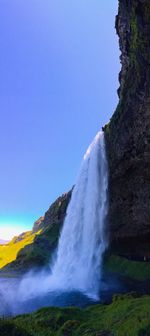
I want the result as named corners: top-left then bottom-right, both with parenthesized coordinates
top-left (0, 267), bottom-right (100, 316)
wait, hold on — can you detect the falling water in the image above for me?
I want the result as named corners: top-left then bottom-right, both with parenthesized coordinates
top-left (50, 131), bottom-right (108, 299)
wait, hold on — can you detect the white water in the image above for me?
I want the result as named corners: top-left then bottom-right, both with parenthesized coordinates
top-left (50, 131), bottom-right (108, 299)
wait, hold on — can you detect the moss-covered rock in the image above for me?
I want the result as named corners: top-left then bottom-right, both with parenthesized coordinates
top-left (105, 254), bottom-right (150, 281)
top-left (0, 319), bottom-right (31, 336)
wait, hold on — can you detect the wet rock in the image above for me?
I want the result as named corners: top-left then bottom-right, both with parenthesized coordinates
top-left (104, 0), bottom-right (150, 256)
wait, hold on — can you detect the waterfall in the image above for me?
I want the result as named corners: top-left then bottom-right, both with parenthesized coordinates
top-left (50, 131), bottom-right (108, 299)
top-left (5, 130), bottom-right (108, 309)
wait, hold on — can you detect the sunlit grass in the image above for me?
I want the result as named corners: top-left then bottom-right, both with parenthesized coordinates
top-left (0, 231), bottom-right (40, 269)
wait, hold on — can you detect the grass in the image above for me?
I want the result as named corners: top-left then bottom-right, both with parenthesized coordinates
top-left (1, 294), bottom-right (150, 335)
top-left (0, 222), bottom-right (63, 273)
top-left (105, 255), bottom-right (150, 281)
top-left (0, 231), bottom-right (40, 269)
top-left (0, 192), bottom-right (71, 273)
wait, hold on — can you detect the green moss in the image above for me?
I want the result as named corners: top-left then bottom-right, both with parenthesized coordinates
top-left (1, 294), bottom-right (150, 336)
top-left (105, 255), bottom-right (150, 281)
top-left (58, 320), bottom-right (80, 336)
top-left (0, 319), bottom-right (30, 336)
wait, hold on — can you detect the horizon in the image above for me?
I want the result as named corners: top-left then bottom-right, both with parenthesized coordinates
top-left (0, 0), bottom-right (119, 240)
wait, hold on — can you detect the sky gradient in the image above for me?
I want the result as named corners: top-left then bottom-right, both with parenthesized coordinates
top-left (0, 0), bottom-right (120, 239)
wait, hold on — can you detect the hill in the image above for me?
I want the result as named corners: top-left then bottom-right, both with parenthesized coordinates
top-left (0, 191), bottom-right (71, 273)
top-left (0, 239), bottom-right (9, 245)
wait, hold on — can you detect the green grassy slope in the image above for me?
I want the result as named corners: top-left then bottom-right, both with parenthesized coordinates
top-left (0, 231), bottom-right (40, 269)
top-left (0, 191), bottom-right (71, 273)
top-left (1, 294), bottom-right (150, 336)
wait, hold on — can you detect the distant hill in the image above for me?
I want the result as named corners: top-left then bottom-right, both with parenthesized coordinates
top-left (0, 191), bottom-right (71, 273)
top-left (0, 239), bottom-right (9, 245)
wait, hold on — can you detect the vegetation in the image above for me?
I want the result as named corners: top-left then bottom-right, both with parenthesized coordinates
top-left (0, 223), bottom-right (62, 273)
top-left (105, 255), bottom-right (150, 281)
top-left (0, 231), bottom-right (40, 269)
top-left (0, 192), bottom-right (71, 273)
top-left (1, 294), bottom-right (150, 335)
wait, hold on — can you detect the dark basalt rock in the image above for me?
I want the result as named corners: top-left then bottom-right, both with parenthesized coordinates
top-left (104, 0), bottom-right (150, 256)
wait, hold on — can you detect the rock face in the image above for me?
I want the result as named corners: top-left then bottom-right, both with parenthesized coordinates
top-left (104, 0), bottom-right (150, 256)
top-left (32, 217), bottom-right (44, 233)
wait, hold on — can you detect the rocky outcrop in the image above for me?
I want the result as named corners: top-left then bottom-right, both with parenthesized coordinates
top-left (32, 217), bottom-right (44, 233)
top-left (11, 231), bottom-right (32, 244)
top-left (104, 0), bottom-right (150, 256)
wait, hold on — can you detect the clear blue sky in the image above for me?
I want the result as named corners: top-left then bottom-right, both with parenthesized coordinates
top-left (0, 0), bottom-right (120, 239)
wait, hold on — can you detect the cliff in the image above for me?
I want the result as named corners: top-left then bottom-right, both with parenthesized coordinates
top-left (104, 0), bottom-right (150, 256)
